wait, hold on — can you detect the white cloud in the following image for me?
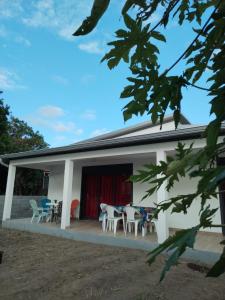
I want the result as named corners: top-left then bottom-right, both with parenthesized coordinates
top-left (27, 116), bottom-right (48, 127)
top-left (78, 41), bottom-right (104, 54)
top-left (81, 110), bottom-right (96, 121)
top-left (0, 24), bottom-right (31, 47)
top-left (80, 74), bottom-right (95, 85)
top-left (51, 121), bottom-right (84, 134)
top-left (52, 75), bottom-right (69, 86)
top-left (0, 0), bottom-right (23, 18)
top-left (74, 128), bottom-right (83, 135)
top-left (0, 68), bottom-right (26, 90)
top-left (91, 128), bottom-right (109, 137)
top-left (21, 0), bottom-right (92, 41)
top-left (0, 1), bottom-right (104, 45)
top-left (22, 0), bottom-right (58, 28)
top-left (58, 25), bottom-right (75, 41)
top-left (38, 105), bottom-right (65, 118)
top-left (15, 36), bottom-right (31, 47)
top-left (51, 135), bottom-right (82, 147)
top-left (51, 121), bottom-right (75, 132)
top-left (27, 105), bottom-right (83, 137)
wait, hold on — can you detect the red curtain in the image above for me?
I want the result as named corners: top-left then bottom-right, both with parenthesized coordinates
top-left (84, 175), bottom-right (99, 218)
top-left (100, 175), bottom-right (114, 205)
top-left (114, 175), bottom-right (132, 206)
top-left (83, 173), bottom-right (132, 219)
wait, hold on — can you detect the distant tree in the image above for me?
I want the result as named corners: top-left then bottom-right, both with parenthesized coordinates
top-left (7, 117), bottom-right (47, 153)
top-left (74, 0), bottom-right (225, 280)
top-left (0, 93), bottom-right (48, 195)
top-left (0, 94), bottom-right (10, 155)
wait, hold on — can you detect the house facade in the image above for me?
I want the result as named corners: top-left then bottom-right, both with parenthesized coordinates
top-left (1, 115), bottom-right (225, 243)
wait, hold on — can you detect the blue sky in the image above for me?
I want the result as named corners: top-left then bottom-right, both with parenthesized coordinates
top-left (0, 0), bottom-right (212, 147)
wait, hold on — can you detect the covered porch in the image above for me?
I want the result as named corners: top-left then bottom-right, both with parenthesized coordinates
top-left (2, 146), bottom-right (170, 244)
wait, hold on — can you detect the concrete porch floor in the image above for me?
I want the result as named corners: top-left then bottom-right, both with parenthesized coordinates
top-left (50, 219), bottom-right (224, 254)
top-left (2, 218), bottom-right (223, 258)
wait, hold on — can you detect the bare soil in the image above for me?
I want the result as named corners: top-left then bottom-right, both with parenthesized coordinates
top-left (0, 228), bottom-right (225, 300)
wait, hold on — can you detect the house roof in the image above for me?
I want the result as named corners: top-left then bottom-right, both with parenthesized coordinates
top-left (74, 113), bottom-right (190, 144)
top-left (1, 121), bottom-right (225, 163)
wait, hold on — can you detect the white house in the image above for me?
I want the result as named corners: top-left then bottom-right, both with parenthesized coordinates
top-left (1, 114), bottom-right (225, 243)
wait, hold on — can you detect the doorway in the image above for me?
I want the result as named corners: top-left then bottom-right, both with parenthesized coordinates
top-left (80, 164), bottom-right (133, 219)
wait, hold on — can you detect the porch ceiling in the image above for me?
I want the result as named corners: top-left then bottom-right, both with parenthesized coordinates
top-left (18, 160), bottom-right (65, 171)
top-left (14, 152), bottom-right (157, 170)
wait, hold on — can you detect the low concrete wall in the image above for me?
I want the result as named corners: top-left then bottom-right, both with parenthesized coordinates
top-left (0, 196), bottom-right (43, 221)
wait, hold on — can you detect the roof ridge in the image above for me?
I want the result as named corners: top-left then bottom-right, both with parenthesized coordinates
top-left (73, 113), bottom-right (191, 145)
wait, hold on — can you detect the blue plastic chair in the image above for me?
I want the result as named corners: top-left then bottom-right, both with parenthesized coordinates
top-left (41, 198), bottom-right (51, 213)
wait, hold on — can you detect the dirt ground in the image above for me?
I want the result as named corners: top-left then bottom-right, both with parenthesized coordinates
top-left (0, 228), bottom-right (225, 300)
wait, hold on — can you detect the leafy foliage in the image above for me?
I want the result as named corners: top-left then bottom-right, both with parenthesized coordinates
top-left (148, 225), bottom-right (200, 281)
top-left (0, 95), bottom-right (48, 195)
top-left (74, 0), bottom-right (225, 280)
top-left (0, 93), bottom-right (10, 155)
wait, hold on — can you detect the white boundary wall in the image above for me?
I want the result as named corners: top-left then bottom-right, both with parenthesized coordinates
top-left (0, 195), bottom-right (42, 221)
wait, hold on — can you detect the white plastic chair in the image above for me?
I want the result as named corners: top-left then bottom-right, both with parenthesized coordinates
top-left (99, 203), bottom-right (108, 232)
top-left (105, 205), bottom-right (125, 236)
top-left (29, 199), bottom-right (50, 223)
top-left (151, 218), bottom-right (158, 235)
top-left (124, 206), bottom-right (142, 237)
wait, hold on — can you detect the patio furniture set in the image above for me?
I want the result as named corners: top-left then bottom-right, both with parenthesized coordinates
top-left (29, 198), bottom-right (79, 224)
top-left (99, 203), bottom-right (157, 237)
top-left (29, 198), bottom-right (157, 238)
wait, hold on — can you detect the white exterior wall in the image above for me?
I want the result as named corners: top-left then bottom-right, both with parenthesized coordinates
top-left (48, 163), bottom-right (82, 218)
top-left (133, 161), bottom-right (221, 233)
top-left (48, 168), bottom-right (64, 201)
top-left (168, 176), bottom-right (222, 233)
top-left (132, 158), bottom-right (157, 207)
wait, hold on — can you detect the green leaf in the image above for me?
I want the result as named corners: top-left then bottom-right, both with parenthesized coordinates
top-left (122, 0), bottom-right (135, 15)
top-left (151, 31), bottom-right (166, 42)
top-left (148, 226), bottom-right (200, 281)
top-left (173, 109), bottom-right (180, 129)
top-left (115, 29), bottom-right (128, 38)
top-left (120, 85), bottom-right (134, 98)
top-left (122, 0), bottom-right (146, 15)
top-left (73, 0), bottom-right (110, 36)
top-left (123, 13), bottom-right (136, 30)
top-left (107, 57), bottom-right (121, 69)
top-left (206, 120), bottom-right (221, 148)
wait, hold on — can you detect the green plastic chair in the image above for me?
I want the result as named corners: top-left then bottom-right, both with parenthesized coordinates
top-left (29, 199), bottom-right (50, 223)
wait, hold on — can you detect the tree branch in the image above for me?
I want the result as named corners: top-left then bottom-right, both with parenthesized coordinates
top-left (185, 80), bottom-right (210, 91)
top-left (147, 0), bottom-right (180, 34)
top-left (162, 0), bottom-right (222, 76)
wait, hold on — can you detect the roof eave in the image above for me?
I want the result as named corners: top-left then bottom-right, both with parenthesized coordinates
top-left (2, 125), bottom-right (225, 162)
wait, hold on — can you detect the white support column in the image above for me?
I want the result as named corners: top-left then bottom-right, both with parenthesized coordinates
top-left (61, 159), bottom-right (74, 229)
top-left (156, 150), bottom-right (169, 243)
top-left (2, 164), bottom-right (16, 221)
